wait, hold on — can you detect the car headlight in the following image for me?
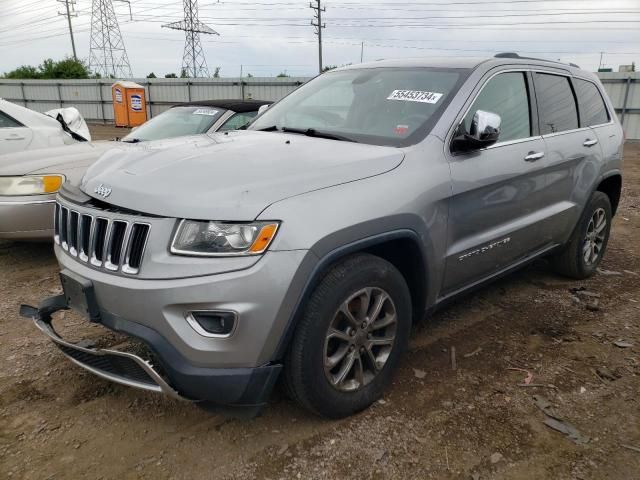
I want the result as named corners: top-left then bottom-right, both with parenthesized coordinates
top-left (170, 220), bottom-right (280, 256)
top-left (0, 175), bottom-right (64, 196)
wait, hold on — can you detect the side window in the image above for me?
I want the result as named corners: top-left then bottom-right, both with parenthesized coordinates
top-left (462, 72), bottom-right (531, 143)
top-left (573, 78), bottom-right (610, 127)
top-left (218, 111), bottom-right (258, 131)
top-left (534, 73), bottom-right (579, 134)
top-left (0, 110), bottom-right (23, 128)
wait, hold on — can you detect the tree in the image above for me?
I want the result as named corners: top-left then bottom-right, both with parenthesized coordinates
top-left (165, 73), bottom-right (178, 78)
top-left (246, 73), bottom-right (253, 78)
top-left (3, 57), bottom-right (91, 79)
top-left (180, 68), bottom-right (189, 78)
top-left (213, 67), bottom-right (221, 78)
top-left (632, 62), bottom-right (636, 72)
top-left (322, 65), bottom-right (338, 72)
top-left (146, 72), bottom-right (157, 78)
top-left (277, 71), bottom-right (290, 78)
top-left (3, 65), bottom-right (41, 79)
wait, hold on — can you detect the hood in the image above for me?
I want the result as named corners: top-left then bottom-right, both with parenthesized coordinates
top-left (0, 141), bottom-right (122, 176)
top-left (45, 107), bottom-right (92, 141)
top-left (81, 131), bottom-right (405, 220)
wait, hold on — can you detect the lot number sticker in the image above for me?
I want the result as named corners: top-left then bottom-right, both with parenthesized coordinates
top-left (387, 90), bottom-right (443, 104)
top-left (193, 108), bottom-right (220, 116)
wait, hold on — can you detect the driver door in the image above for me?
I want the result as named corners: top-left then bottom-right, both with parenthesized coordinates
top-left (442, 71), bottom-right (550, 295)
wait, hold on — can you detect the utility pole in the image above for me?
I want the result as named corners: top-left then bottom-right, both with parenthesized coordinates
top-left (598, 51), bottom-right (604, 70)
top-left (360, 41), bottom-right (364, 63)
top-left (310, 0), bottom-right (325, 74)
top-left (162, 0), bottom-right (219, 78)
top-left (58, 0), bottom-right (78, 61)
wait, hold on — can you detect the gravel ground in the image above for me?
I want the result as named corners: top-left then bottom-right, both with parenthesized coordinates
top-left (0, 141), bottom-right (639, 480)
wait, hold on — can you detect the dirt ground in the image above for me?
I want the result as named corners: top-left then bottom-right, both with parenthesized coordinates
top-left (1, 141), bottom-right (639, 480)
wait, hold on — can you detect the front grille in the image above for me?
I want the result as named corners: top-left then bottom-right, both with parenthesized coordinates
top-left (54, 202), bottom-right (150, 275)
top-left (57, 343), bottom-right (158, 386)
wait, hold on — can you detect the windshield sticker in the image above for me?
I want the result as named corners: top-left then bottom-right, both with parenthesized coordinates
top-left (394, 125), bottom-right (409, 135)
top-left (387, 90), bottom-right (443, 104)
top-left (193, 108), bottom-right (220, 116)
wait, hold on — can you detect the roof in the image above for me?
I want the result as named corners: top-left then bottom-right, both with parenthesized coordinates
top-left (340, 54), bottom-right (586, 74)
top-left (176, 99), bottom-right (273, 113)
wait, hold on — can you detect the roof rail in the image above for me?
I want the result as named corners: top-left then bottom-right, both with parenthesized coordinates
top-left (494, 52), bottom-right (580, 69)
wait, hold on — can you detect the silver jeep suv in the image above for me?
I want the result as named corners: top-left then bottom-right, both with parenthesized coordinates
top-left (23, 54), bottom-right (623, 418)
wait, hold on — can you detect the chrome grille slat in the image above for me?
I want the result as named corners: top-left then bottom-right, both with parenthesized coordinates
top-left (55, 201), bottom-right (149, 275)
top-left (61, 207), bottom-right (69, 250)
top-left (53, 203), bottom-right (61, 244)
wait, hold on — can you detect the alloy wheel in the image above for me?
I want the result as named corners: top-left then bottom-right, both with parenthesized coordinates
top-left (583, 207), bottom-right (607, 266)
top-left (323, 287), bottom-right (397, 392)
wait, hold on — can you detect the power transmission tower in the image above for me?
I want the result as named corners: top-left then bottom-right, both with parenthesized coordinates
top-left (310, 0), bottom-right (326, 74)
top-left (88, 0), bottom-right (133, 78)
top-left (57, 0), bottom-right (78, 61)
top-left (162, 0), bottom-right (219, 78)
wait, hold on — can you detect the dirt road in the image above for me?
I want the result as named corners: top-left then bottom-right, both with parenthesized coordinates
top-left (1, 143), bottom-right (639, 480)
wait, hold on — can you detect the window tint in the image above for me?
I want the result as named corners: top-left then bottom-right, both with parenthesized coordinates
top-left (218, 111), bottom-right (258, 131)
top-left (535, 73), bottom-right (579, 134)
top-left (0, 110), bottom-right (22, 128)
top-left (573, 78), bottom-right (609, 127)
top-left (462, 72), bottom-right (531, 143)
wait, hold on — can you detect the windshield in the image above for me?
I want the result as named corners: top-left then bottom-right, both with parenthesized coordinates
top-left (250, 67), bottom-right (466, 147)
top-left (122, 106), bottom-right (225, 142)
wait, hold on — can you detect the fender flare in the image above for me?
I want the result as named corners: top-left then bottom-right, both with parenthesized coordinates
top-left (271, 228), bottom-right (430, 362)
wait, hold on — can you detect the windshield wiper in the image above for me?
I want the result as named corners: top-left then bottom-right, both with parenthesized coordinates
top-left (256, 125), bottom-right (279, 132)
top-left (121, 138), bottom-right (142, 143)
top-left (281, 127), bottom-right (356, 143)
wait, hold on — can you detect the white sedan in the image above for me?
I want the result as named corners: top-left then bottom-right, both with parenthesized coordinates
top-left (0, 99), bottom-right (90, 155)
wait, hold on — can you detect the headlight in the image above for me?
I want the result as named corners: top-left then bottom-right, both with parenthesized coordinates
top-left (170, 220), bottom-right (280, 256)
top-left (0, 175), bottom-right (64, 196)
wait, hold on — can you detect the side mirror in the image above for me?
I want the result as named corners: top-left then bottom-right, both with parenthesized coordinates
top-left (257, 104), bottom-right (270, 116)
top-left (452, 110), bottom-right (501, 153)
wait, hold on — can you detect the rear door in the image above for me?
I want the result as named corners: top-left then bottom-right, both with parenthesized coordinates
top-left (534, 72), bottom-right (605, 244)
top-left (0, 109), bottom-right (33, 154)
top-left (573, 77), bottom-right (623, 176)
top-left (442, 70), bottom-right (549, 295)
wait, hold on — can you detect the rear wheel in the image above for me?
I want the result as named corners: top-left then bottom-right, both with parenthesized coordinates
top-left (284, 253), bottom-right (411, 418)
top-left (552, 191), bottom-right (612, 279)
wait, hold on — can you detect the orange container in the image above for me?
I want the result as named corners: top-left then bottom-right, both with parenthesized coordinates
top-left (111, 81), bottom-right (147, 127)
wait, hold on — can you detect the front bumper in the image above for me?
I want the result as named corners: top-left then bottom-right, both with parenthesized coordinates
top-left (20, 292), bottom-right (283, 407)
top-left (0, 196), bottom-right (55, 240)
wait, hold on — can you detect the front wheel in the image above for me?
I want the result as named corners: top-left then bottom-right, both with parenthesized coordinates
top-left (552, 191), bottom-right (612, 279)
top-left (283, 253), bottom-right (411, 418)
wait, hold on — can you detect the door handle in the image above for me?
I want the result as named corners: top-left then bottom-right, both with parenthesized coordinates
top-left (524, 151), bottom-right (545, 162)
top-left (583, 138), bottom-right (599, 147)
top-left (6, 136), bottom-right (25, 140)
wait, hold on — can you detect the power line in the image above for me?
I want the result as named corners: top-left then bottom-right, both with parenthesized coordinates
top-left (310, 0), bottom-right (326, 74)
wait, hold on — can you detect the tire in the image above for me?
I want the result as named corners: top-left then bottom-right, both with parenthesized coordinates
top-left (283, 253), bottom-right (412, 418)
top-left (552, 191), bottom-right (612, 279)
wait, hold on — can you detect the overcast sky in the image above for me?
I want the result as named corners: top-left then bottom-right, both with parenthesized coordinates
top-left (1, 0), bottom-right (639, 78)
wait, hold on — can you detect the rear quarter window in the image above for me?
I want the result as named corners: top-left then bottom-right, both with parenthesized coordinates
top-left (534, 73), bottom-right (579, 135)
top-left (573, 78), bottom-right (610, 127)
top-left (0, 110), bottom-right (23, 128)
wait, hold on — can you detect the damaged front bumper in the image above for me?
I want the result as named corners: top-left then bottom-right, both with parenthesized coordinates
top-left (20, 276), bottom-right (282, 409)
top-left (20, 296), bottom-right (184, 400)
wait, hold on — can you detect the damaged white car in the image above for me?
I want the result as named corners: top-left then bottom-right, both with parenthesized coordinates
top-left (0, 99), bottom-right (90, 155)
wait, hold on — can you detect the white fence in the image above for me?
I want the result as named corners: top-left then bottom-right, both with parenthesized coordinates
top-left (0, 77), bottom-right (309, 122)
top-left (0, 73), bottom-right (638, 139)
top-left (598, 72), bottom-right (639, 140)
